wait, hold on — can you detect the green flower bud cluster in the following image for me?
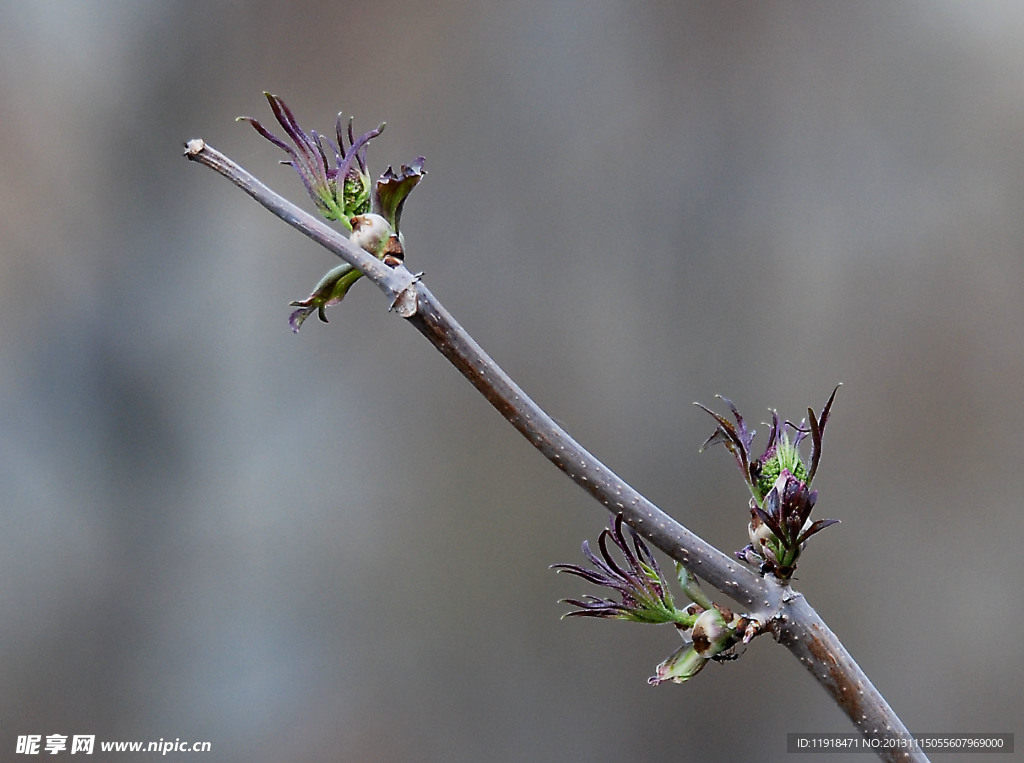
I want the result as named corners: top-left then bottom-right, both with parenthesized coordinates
top-left (239, 93), bottom-right (425, 331)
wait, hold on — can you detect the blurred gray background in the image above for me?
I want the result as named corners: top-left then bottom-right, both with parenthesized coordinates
top-left (2, 2), bottom-right (1023, 761)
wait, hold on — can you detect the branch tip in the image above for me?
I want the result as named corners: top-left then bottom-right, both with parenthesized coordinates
top-left (184, 138), bottom-right (206, 158)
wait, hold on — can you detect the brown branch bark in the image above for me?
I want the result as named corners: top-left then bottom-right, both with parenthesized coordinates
top-left (185, 139), bottom-right (928, 762)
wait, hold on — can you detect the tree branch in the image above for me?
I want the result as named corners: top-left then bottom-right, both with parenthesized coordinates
top-left (184, 139), bottom-right (928, 761)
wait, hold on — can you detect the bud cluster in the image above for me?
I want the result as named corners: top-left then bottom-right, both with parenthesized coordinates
top-left (552, 514), bottom-right (750, 684)
top-left (239, 93), bottom-right (426, 330)
top-left (696, 386), bottom-right (841, 580)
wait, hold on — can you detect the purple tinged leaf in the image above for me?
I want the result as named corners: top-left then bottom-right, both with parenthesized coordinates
top-left (761, 485), bottom-right (780, 522)
top-left (375, 156), bottom-right (426, 234)
top-left (310, 130), bottom-right (334, 175)
top-left (336, 122), bottom-right (385, 189)
top-left (268, 105), bottom-right (321, 186)
top-left (553, 514), bottom-right (686, 623)
top-left (695, 397), bottom-right (758, 492)
top-left (597, 527), bottom-right (635, 587)
top-left (343, 114), bottom-right (356, 152)
top-left (752, 505), bottom-right (781, 540)
top-left (265, 93), bottom-right (311, 150)
top-left (797, 518), bottom-right (840, 545)
top-left (807, 384), bottom-right (840, 483)
top-left (287, 304), bottom-right (317, 333)
top-left (807, 408), bottom-right (823, 484)
top-left (236, 116), bottom-right (293, 153)
top-left (550, 563), bottom-right (610, 587)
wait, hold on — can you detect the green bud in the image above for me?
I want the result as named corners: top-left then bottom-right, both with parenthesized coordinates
top-left (691, 608), bottom-right (731, 659)
top-left (649, 643), bottom-right (708, 685)
top-left (755, 433), bottom-right (807, 500)
top-left (349, 213), bottom-right (393, 257)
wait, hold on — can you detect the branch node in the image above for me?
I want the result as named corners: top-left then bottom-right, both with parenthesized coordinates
top-left (389, 274), bottom-right (422, 317)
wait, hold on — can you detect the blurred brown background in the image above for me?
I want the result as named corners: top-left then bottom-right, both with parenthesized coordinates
top-left (2, 2), bottom-right (1022, 761)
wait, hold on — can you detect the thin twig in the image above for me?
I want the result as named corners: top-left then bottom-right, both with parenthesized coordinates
top-left (185, 139), bottom-right (928, 761)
